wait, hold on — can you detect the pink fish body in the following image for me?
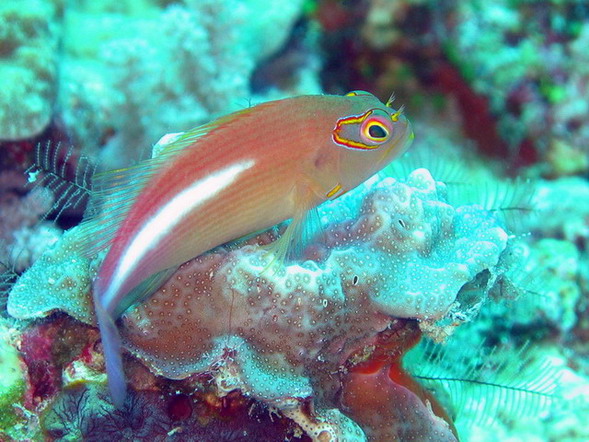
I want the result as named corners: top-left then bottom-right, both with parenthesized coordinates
top-left (87, 91), bottom-right (413, 405)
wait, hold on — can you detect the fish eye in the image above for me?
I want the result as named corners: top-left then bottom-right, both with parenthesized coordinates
top-left (368, 123), bottom-right (388, 139)
top-left (362, 119), bottom-right (390, 143)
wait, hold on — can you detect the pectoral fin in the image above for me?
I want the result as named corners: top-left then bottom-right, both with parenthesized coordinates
top-left (263, 184), bottom-right (323, 270)
top-left (113, 266), bottom-right (178, 318)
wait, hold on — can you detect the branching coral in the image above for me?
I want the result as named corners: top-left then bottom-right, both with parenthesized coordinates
top-left (42, 382), bottom-right (323, 441)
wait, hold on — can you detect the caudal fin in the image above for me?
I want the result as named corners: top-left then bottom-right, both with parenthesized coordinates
top-left (95, 302), bottom-right (127, 408)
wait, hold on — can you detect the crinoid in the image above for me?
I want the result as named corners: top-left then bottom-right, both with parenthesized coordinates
top-left (404, 337), bottom-right (561, 439)
top-left (25, 141), bottom-right (95, 227)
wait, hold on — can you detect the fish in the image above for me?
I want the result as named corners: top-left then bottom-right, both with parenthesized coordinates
top-left (85, 90), bottom-right (413, 406)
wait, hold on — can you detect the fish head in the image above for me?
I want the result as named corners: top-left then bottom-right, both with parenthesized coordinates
top-left (331, 91), bottom-right (414, 194)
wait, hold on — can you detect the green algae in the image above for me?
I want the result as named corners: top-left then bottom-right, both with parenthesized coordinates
top-left (0, 320), bottom-right (27, 439)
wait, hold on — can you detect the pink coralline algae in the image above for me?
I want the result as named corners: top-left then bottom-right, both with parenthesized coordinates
top-left (8, 168), bottom-right (509, 439)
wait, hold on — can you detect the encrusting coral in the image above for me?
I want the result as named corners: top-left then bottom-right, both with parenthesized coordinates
top-left (0, 0), bottom-right (59, 141)
top-left (7, 164), bottom-right (511, 439)
top-left (59, 0), bottom-right (312, 169)
top-left (120, 169), bottom-right (507, 385)
top-left (8, 227), bottom-right (98, 325)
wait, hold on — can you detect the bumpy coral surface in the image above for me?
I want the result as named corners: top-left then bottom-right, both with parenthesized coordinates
top-left (121, 169), bottom-right (507, 403)
top-left (59, 0), bottom-right (312, 169)
top-left (6, 168), bottom-right (508, 439)
top-left (0, 0), bottom-right (59, 140)
top-left (7, 228), bottom-right (97, 325)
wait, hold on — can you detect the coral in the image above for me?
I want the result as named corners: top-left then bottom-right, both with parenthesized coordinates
top-left (340, 320), bottom-right (458, 441)
top-left (522, 239), bottom-right (581, 332)
top-left (59, 0), bottom-right (309, 169)
top-left (322, 0), bottom-right (589, 175)
top-left (7, 228), bottom-right (98, 324)
top-left (0, 179), bottom-right (55, 239)
top-left (6, 167), bottom-right (511, 438)
top-left (0, 0), bottom-right (60, 140)
top-left (41, 382), bottom-right (316, 441)
top-left (8, 223), bottom-right (62, 273)
top-left (121, 169), bottom-right (507, 393)
top-left (18, 317), bottom-right (97, 407)
top-left (0, 185), bottom-right (54, 241)
top-left (41, 382), bottom-right (104, 441)
top-left (0, 171), bottom-right (62, 272)
top-left (440, 0), bottom-right (589, 174)
top-left (4, 1), bottom-right (587, 439)
top-left (342, 364), bottom-right (456, 440)
top-left (123, 169), bottom-right (506, 437)
top-left (529, 177), bottom-right (589, 249)
top-left (7, 168), bottom-right (509, 327)
top-left (0, 319), bottom-right (27, 439)
top-left (441, 234), bottom-right (584, 350)
top-left (19, 322), bottom-right (64, 407)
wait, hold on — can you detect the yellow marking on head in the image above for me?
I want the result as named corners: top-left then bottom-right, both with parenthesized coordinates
top-left (345, 90), bottom-right (373, 97)
top-left (326, 183), bottom-right (343, 199)
top-left (338, 109), bottom-right (373, 125)
top-left (333, 132), bottom-right (378, 150)
top-left (390, 104), bottom-right (405, 122)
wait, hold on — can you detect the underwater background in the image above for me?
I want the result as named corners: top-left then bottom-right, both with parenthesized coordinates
top-left (0, 0), bottom-right (588, 440)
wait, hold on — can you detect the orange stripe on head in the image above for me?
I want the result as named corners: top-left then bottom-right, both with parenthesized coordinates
top-left (332, 110), bottom-right (380, 150)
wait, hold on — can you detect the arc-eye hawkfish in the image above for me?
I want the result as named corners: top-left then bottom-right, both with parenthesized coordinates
top-left (80, 91), bottom-right (414, 407)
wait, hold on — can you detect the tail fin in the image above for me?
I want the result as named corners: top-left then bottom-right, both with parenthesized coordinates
top-left (95, 301), bottom-right (127, 408)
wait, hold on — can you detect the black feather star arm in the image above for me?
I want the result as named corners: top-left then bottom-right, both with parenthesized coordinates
top-left (384, 148), bottom-right (538, 235)
top-left (0, 246), bottom-right (21, 311)
top-left (25, 141), bottom-right (96, 223)
top-left (404, 338), bottom-right (561, 434)
top-left (447, 178), bottom-right (538, 234)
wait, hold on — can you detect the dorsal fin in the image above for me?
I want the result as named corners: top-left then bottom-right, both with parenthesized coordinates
top-left (76, 109), bottom-right (256, 257)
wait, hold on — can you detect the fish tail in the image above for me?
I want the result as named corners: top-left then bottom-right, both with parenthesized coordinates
top-left (95, 301), bottom-right (127, 408)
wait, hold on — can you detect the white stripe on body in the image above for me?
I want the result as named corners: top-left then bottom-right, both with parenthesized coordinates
top-left (102, 160), bottom-right (255, 308)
